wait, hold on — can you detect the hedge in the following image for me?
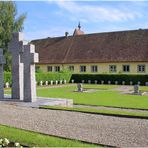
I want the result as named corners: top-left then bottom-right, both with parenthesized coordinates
top-left (36, 72), bottom-right (72, 84)
top-left (4, 72), bottom-right (148, 86)
top-left (3, 72), bottom-right (72, 84)
top-left (70, 74), bottom-right (148, 85)
top-left (4, 72), bottom-right (12, 84)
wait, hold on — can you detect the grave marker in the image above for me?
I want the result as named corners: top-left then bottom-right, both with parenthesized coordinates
top-left (21, 44), bottom-right (38, 102)
top-left (8, 32), bottom-right (24, 100)
top-left (0, 48), bottom-right (6, 99)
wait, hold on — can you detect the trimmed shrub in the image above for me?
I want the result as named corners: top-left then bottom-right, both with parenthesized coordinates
top-left (71, 74), bottom-right (148, 85)
top-left (4, 72), bottom-right (12, 84)
top-left (3, 71), bottom-right (72, 85)
top-left (36, 72), bottom-right (72, 84)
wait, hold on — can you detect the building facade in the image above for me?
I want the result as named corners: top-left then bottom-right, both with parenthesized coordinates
top-left (32, 26), bottom-right (148, 74)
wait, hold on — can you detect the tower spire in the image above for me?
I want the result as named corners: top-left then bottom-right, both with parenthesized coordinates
top-left (78, 22), bottom-right (81, 30)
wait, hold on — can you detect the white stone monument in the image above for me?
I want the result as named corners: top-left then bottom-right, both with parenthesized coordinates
top-left (45, 81), bottom-right (48, 86)
top-left (5, 82), bottom-right (9, 88)
top-left (8, 32), bottom-right (24, 100)
top-left (50, 80), bottom-right (53, 85)
top-left (40, 81), bottom-right (43, 86)
top-left (60, 80), bottom-right (63, 84)
top-left (0, 48), bottom-right (6, 99)
top-left (21, 44), bottom-right (38, 102)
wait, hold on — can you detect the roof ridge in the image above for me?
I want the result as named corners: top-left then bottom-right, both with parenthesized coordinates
top-left (32, 28), bottom-right (148, 42)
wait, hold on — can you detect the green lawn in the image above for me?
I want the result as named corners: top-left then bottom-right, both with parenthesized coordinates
top-left (36, 85), bottom-right (148, 109)
top-left (0, 125), bottom-right (98, 147)
top-left (40, 105), bottom-right (148, 118)
top-left (5, 84), bottom-right (148, 109)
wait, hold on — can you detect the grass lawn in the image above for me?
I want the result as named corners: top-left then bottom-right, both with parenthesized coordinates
top-left (40, 105), bottom-right (148, 118)
top-left (4, 84), bottom-right (148, 109)
top-left (36, 84), bottom-right (148, 109)
top-left (0, 124), bottom-right (98, 147)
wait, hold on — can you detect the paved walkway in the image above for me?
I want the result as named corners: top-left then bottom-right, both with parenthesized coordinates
top-left (0, 104), bottom-right (148, 147)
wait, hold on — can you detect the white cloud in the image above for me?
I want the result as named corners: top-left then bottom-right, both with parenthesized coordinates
top-left (49, 1), bottom-right (142, 22)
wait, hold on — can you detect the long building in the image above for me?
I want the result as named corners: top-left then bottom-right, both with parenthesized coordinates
top-left (32, 25), bottom-right (148, 74)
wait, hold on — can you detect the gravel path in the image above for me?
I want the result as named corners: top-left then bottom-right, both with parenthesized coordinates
top-left (0, 104), bottom-right (148, 147)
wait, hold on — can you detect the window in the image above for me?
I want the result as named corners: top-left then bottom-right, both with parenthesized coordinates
top-left (91, 65), bottom-right (98, 72)
top-left (35, 66), bottom-right (40, 72)
top-left (80, 66), bottom-right (86, 72)
top-left (123, 65), bottom-right (130, 72)
top-left (109, 65), bottom-right (117, 73)
top-left (137, 65), bottom-right (145, 73)
top-left (47, 66), bottom-right (52, 72)
top-left (68, 65), bottom-right (74, 72)
top-left (54, 66), bottom-right (60, 72)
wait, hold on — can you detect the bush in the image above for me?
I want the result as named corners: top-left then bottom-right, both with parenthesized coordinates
top-left (4, 72), bottom-right (12, 84)
top-left (3, 71), bottom-right (72, 85)
top-left (71, 74), bottom-right (148, 85)
top-left (36, 72), bottom-right (72, 83)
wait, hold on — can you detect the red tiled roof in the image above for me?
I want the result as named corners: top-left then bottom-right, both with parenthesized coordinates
top-left (73, 28), bottom-right (84, 36)
top-left (31, 29), bottom-right (148, 64)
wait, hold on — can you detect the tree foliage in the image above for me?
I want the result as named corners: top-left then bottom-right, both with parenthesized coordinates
top-left (0, 1), bottom-right (26, 71)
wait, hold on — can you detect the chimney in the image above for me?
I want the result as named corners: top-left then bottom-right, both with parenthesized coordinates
top-left (65, 32), bottom-right (69, 37)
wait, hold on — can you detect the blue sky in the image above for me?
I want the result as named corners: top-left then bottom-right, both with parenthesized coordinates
top-left (16, 1), bottom-right (148, 40)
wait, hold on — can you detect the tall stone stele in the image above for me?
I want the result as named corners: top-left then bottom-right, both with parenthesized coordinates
top-left (21, 44), bottom-right (39, 102)
top-left (0, 48), bottom-right (6, 99)
top-left (8, 32), bottom-right (24, 100)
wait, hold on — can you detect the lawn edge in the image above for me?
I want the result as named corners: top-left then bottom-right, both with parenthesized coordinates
top-left (0, 124), bottom-right (111, 147)
top-left (40, 106), bottom-right (148, 120)
top-left (75, 103), bottom-right (148, 111)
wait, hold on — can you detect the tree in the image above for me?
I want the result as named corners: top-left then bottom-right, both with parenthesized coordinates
top-left (0, 1), bottom-right (26, 71)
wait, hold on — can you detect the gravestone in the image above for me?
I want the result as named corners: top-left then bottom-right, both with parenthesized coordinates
top-left (0, 48), bottom-right (6, 99)
top-left (50, 80), bottom-right (53, 85)
top-left (122, 81), bottom-right (125, 85)
top-left (8, 32), bottom-right (24, 100)
top-left (134, 85), bottom-right (139, 94)
top-left (88, 80), bottom-right (91, 84)
top-left (101, 80), bottom-right (104, 84)
top-left (64, 80), bottom-right (66, 84)
top-left (45, 81), bottom-right (48, 86)
top-left (77, 83), bottom-right (83, 92)
top-left (130, 81), bottom-right (133, 85)
top-left (5, 82), bottom-right (9, 88)
top-left (108, 81), bottom-right (111, 84)
top-left (115, 81), bottom-right (118, 85)
top-left (55, 80), bottom-right (58, 85)
top-left (21, 44), bottom-right (39, 102)
top-left (60, 80), bottom-right (62, 84)
top-left (40, 81), bottom-right (43, 86)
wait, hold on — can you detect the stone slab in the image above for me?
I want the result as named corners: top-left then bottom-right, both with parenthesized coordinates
top-left (3, 94), bottom-right (73, 108)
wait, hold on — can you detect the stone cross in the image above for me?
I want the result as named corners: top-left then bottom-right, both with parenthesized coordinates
top-left (21, 44), bottom-right (38, 102)
top-left (0, 49), bottom-right (6, 99)
top-left (8, 32), bottom-right (24, 100)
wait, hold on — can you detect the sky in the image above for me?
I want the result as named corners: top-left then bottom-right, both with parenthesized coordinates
top-left (15, 1), bottom-right (148, 40)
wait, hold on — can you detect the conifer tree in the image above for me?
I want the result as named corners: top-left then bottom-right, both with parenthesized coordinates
top-left (0, 1), bottom-right (26, 71)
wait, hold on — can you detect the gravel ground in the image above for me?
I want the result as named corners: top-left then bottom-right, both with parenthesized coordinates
top-left (0, 104), bottom-right (148, 147)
